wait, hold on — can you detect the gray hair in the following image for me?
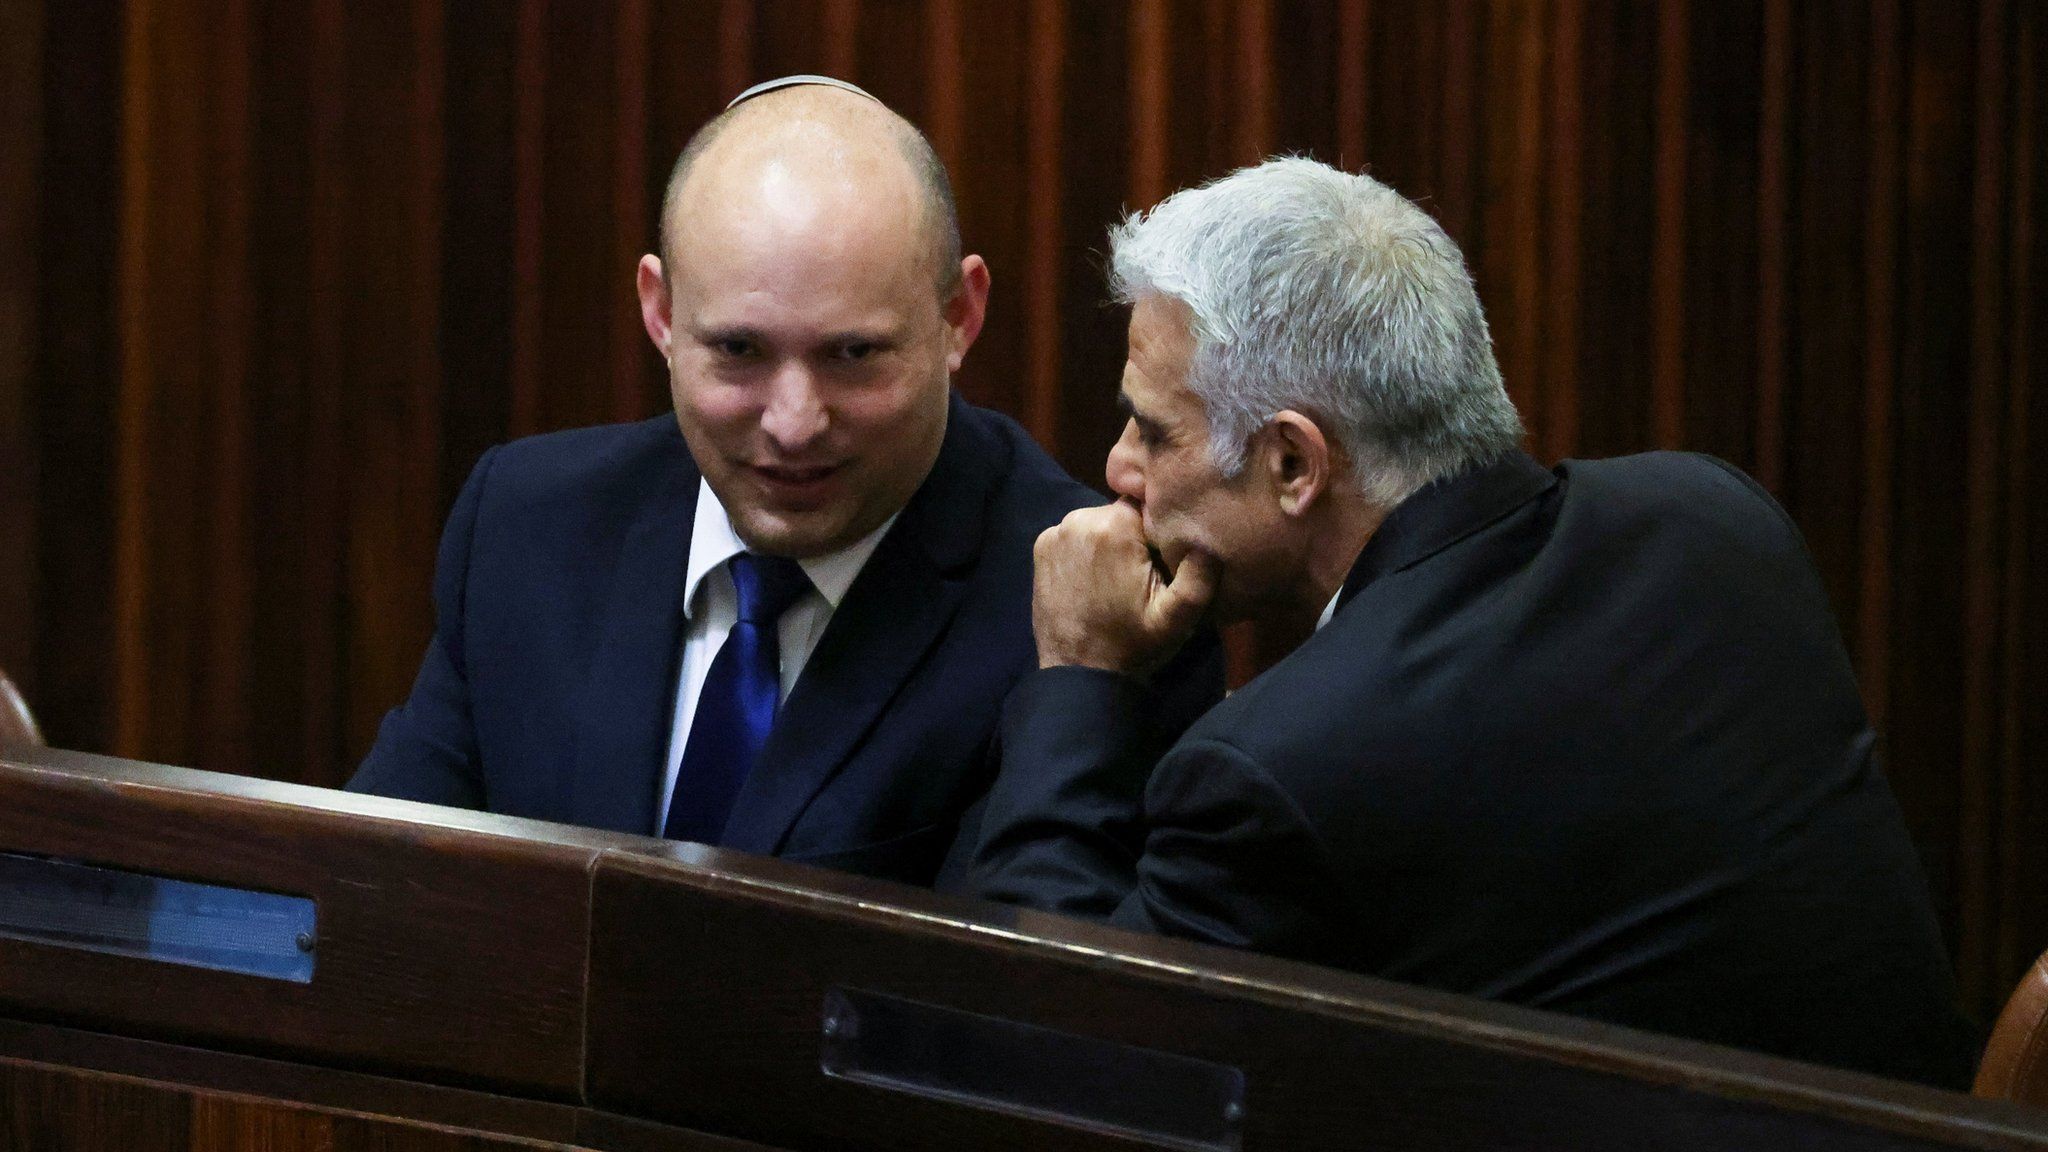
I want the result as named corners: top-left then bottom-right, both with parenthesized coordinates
top-left (1108, 156), bottom-right (1523, 506)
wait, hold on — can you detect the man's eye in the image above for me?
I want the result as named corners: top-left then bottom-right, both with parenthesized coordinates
top-left (712, 338), bottom-right (757, 358)
top-left (837, 341), bottom-right (880, 361)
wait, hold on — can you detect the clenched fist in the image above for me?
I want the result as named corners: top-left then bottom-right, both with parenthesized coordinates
top-left (1031, 501), bottom-right (1219, 676)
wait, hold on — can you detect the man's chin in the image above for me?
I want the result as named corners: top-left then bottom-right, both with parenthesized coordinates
top-left (729, 507), bottom-right (863, 560)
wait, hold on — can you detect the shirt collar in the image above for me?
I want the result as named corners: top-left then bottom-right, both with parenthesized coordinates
top-left (683, 478), bottom-right (898, 618)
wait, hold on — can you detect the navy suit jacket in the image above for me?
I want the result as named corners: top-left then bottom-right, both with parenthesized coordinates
top-left (349, 393), bottom-right (1220, 886)
top-left (974, 450), bottom-right (1978, 1087)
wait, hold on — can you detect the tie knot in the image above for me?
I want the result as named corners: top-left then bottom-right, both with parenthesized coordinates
top-left (728, 553), bottom-right (812, 625)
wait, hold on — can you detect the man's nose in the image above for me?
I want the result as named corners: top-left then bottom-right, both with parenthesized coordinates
top-left (1105, 418), bottom-right (1145, 503)
top-left (760, 364), bottom-right (828, 451)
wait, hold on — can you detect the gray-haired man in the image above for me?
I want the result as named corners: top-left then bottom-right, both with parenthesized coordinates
top-left (971, 157), bottom-right (1975, 1087)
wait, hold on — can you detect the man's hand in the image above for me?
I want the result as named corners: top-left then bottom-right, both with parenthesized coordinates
top-left (1032, 501), bottom-right (1219, 676)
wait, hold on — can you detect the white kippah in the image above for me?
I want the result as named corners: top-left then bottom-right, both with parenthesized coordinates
top-left (727, 75), bottom-right (882, 109)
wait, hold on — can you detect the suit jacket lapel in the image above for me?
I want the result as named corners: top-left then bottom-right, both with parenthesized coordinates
top-left (566, 438), bottom-right (700, 835)
top-left (720, 394), bottom-right (997, 856)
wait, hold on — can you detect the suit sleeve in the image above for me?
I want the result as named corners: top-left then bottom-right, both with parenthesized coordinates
top-left (968, 667), bottom-right (1179, 915)
top-left (344, 447), bottom-right (498, 807)
top-left (1107, 739), bottom-right (1347, 963)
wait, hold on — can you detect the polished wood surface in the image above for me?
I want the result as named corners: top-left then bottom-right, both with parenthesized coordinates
top-left (3, 0), bottom-right (2042, 1025)
top-left (588, 845), bottom-right (2048, 1152)
top-left (1, 746), bottom-right (2045, 1149)
top-left (0, 746), bottom-right (618, 1096)
top-left (0, 667), bottom-right (40, 748)
top-left (1978, 950), bottom-right (2048, 1107)
top-left (0, 1055), bottom-right (607, 1152)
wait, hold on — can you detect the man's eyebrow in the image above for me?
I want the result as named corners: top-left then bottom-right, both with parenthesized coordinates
top-left (1116, 390), bottom-right (1135, 415)
top-left (692, 323), bottom-right (763, 343)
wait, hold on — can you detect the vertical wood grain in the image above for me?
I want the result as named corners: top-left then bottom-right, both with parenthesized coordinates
top-left (1996, 1), bottom-right (2039, 984)
top-left (1958, 0), bottom-right (2011, 999)
top-left (0, 0), bottom-right (42, 695)
top-left (201, 0), bottom-right (253, 770)
top-left (1234, 0), bottom-right (1274, 165)
top-left (1754, 0), bottom-right (1790, 492)
top-left (1540, 0), bottom-right (1583, 463)
top-left (1022, 0), bottom-right (1065, 453)
top-left (1650, 0), bottom-right (1687, 448)
top-left (112, 0), bottom-right (157, 757)
top-left (509, 0), bottom-right (545, 439)
top-left (610, 0), bottom-right (652, 424)
top-left (300, 0), bottom-right (347, 775)
top-left (1477, 0), bottom-right (1545, 431)
top-left (1335, 0), bottom-right (1369, 168)
top-left (1858, 0), bottom-right (1901, 732)
top-left (823, 0), bottom-right (858, 78)
top-left (1130, 0), bottom-right (1170, 208)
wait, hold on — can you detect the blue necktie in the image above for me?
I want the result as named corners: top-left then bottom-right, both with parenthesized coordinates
top-left (665, 553), bottom-right (813, 843)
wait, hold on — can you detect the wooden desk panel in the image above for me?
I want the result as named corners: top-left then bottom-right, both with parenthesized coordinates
top-left (0, 747), bottom-right (633, 1097)
top-left (586, 845), bottom-right (2048, 1152)
top-left (0, 1055), bottom-right (585, 1151)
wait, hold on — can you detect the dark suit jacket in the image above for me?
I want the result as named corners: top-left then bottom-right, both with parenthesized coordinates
top-left (349, 393), bottom-right (1221, 886)
top-left (973, 449), bottom-right (1978, 1087)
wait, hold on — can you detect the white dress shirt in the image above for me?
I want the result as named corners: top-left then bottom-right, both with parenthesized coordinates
top-left (657, 478), bottom-right (896, 832)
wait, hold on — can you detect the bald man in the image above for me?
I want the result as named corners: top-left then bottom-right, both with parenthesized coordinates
top-left (347, 82), bottom-right (1221, 885)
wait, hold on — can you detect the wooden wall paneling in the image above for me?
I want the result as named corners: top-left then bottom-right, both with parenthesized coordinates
top-left (1021, 0), bottom-right (1066, 452)
top-left (1473, 0), bottom-right (1547, 434)
top-left (1433, 0), bottom-right (1478, 247)
top-left (245, 2), bottom-right (321, 784)
top-left (1886, 0), bottom-right (1977, 995)
top-left (942, 2), bottom-right (1030, 420)
top-left (1268, 0), bottom-right (1341, 170)
top-left (1649, 0), bottom-right (1688, 450)
top-left (848, 0), bottom-right (928, 117)
top-left (1676, 0), bottom-right (1764, 474)
top-left (1229, 0), bottom-right (1275, 166)
top-left (1998, 0), bottom-right (2044, 997)
top-left (29, 0), bottom-right (122, 756)
top-left (1358, 0), bottom-right (1441, 212)
top-left (1127, 0), bottom-right (1169, 211)
top-left (200, 0), bottom-right (255, 777)
top-left (820, 0), bottom-right (858, 79)
top-left (1754, 0), bottom-right (1792, 493)
top-left (1958, 0), bottom-right (2014, 1015)
top-left (1568, 0), bottom-right (1658, 458)
top-left (611, 0), bottom-right (655, 426)
top-left (509, 0), bottom-right (546, 442)
top-left (536, 0), bottom-right (630, 435)
top-left (1334, 0), bottom-right (1370, 169)
top-left (330, 2), bottom-right (448, 776)
top-left (299, 0), bottom-right (350, 783)
top-left (1782, 0), bottom-right (1873, 666)
top-left (439, 1), bottom-right (520, 517)
top-left (0, 0), bottom-right (40, 704)
top-left (2, 1058), bottom-right (192, 1151)
top-left (1540, 0), bottom-right (1585, 462)
top-left (1, 1057), bottom-right (594, 1151)
top-left (752, 0), bottom-right (832, 83)
top-left (1053, 0), bottom-right (1133, 485)
top-left (1857, 0), bottom-right (1903, 732)
top-left (114, 0), bottom-right (264, 772)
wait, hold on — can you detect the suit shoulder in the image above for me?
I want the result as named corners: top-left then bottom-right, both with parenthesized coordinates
top-left (957, 401), bottom-right (1100, 531)
top-left (471, 415), bottom-right (687, 507)
top-left (1556, 450), bottom-right (1802, 557)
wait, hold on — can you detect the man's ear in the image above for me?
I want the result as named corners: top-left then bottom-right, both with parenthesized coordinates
top-left (943, 254), bottom-right (992, 371)
top-left (1261, 410), bottom-right (1334, 518)
top-left (637, 255), bottom-right (673, 360)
